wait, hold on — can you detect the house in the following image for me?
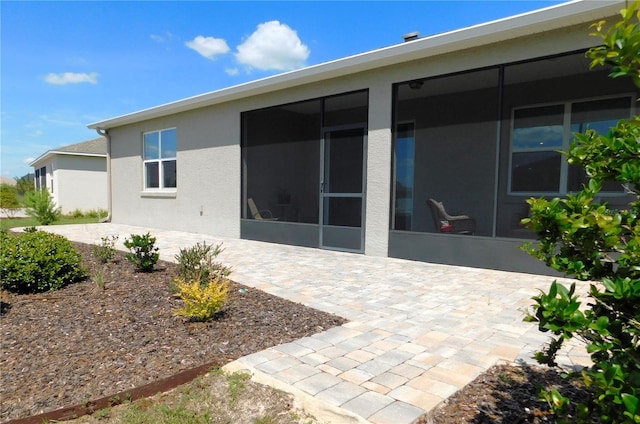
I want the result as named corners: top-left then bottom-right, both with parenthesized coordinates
top-left (30, 137), bottom-right (108, 214)
top-left (88, 0), bottom-right (637, 275)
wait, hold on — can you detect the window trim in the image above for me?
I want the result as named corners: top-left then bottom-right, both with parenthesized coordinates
top-left (507, 93), bottom-right (636, 196)
top-left (142, 127), bottom-right (177, 193)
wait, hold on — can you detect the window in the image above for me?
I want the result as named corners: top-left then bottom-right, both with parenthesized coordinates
top-left (143, 128), bottom-right (176, 190)
top-left (34, 166), bottom-right (47, 190)
top-left (509, 96), bottom-right (633, 194)
top-left (393, 122), bottom-right (415, 231)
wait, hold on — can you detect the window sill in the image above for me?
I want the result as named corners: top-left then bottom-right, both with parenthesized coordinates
top-left (140, 190), bottom-right (177, 199)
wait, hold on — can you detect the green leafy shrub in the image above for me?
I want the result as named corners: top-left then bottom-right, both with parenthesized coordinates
top-left (124, 232), bottom-right (159, 272)
top-left (93, 235), bottom-right (119, 263)
top-left (0, 230), bottom-right (86, 293)
top-left (175, 242), bottom-right (231, 282)
top-left (523, 4), bottom-right (640, 423)
top-left (0, 184), bottom-right (20, 217)
top-left (173, 274), bottom-right (229, 321)
top-left (23, 189), bottom-right (61, 225)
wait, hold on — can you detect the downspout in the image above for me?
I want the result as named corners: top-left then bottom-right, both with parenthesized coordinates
top-left (96, 128), bottom-right (112, 223)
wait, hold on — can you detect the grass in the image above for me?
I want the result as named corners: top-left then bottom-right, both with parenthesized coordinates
top-left (67, 369), bottom-right (315, 424)
top-left (0, 216), bottom-right (100, 230)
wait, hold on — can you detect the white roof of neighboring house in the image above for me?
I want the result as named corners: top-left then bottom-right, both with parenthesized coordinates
top-left (88, 0), bottom-right (623, 131)
top-left (29, 137), bottom-right (107, 167)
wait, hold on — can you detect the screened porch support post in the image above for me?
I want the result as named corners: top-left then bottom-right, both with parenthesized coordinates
top-left (365, 84), bottom-right (393, 256)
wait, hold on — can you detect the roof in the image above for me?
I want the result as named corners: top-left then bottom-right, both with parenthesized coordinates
top-left (0, 176), bottom-right (17, 186)
top-left (88, 0), bottom-right (623, 131)
top-left (29, 137), bottom-right (107, 167)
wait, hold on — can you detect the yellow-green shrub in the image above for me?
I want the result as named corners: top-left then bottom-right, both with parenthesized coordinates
top-left (173, 274), bottom-right (229, 321)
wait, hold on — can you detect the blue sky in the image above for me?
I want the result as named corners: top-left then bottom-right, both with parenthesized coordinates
top-left (1, 0), bottom-right (567, 179)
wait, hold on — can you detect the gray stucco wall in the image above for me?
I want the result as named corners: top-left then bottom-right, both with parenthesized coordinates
top-left (107, 20), bottom-right (611, 271)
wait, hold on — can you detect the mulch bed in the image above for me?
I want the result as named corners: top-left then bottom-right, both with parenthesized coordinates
top-left (419, 363), bottom-right (595, 423)
top-left (0, 241), bottom-right (346, 422)
top-left (1, 237), bottom-right (596, 424)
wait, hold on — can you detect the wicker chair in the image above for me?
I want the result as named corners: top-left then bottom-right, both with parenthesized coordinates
top-left (427, 198), bottom-right (476, 235)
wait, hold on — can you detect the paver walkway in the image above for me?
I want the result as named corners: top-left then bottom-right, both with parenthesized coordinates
top-left (38, 224), bottom-right (590, 423)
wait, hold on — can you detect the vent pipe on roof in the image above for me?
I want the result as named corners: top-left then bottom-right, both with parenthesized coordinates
top-left (402, 32), bottom-right (419, 42)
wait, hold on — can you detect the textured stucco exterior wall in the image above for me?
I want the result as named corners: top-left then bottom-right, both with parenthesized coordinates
top-left (52, 155), bottom-right (107, 214)
top-left (109, 105), bottom-right (240, 237)
top-left (106, 20), bottom-right (604, 255)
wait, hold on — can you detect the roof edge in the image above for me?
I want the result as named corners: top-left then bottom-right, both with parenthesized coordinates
top-left (29, 151), bottom-right (107, 167)
top-left (88, 0), bottom-right (623, 130)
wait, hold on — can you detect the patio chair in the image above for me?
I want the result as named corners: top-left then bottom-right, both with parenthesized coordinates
top-left (427, 198), bottom-right (476, 235)
top-left (247, 198), bottom-right (278, 221)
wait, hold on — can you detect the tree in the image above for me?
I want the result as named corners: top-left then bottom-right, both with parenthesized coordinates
top-left (523, 2), bottom-right (640, 422)
top-left (23, 189), bottom-right (61, 225)
top-left (14, 173), bottom-right (34, 196)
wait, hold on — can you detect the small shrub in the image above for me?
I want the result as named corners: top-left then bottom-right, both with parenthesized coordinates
top-left (23, 189), bottom-right (61, 225)
top-left (124, 232), bottom-right (159, 272)
top-left (175, 242), bottom-right (231, 282)
top-left (94, 272), bottom-right (105, 290)
top-left (93, 235), bottom-right (119, 263)
top-left (23, 226), bottom-right (38, 233)
top-left (86, 208), bottom-right (107, 219)
top-left (173, 274), bottom-right (229, 321)
top-left (68, 209), bottom-right (85, 218)
top-left (0, 231), bottom-right (86, 293)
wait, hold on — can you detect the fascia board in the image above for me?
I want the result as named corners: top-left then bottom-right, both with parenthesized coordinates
top-left (88, 0), bottom-right (623, 130)
top-left (29, 151), bottom-right (107, 167)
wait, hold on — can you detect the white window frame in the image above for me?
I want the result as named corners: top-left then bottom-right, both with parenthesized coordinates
top-left (508, 94), bottom-right (636, 196)
top-left (142, 128), bottom-right (177, 193)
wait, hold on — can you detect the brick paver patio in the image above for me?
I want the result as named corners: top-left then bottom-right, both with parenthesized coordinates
top-left (38, 223), bottom-right (591, 423)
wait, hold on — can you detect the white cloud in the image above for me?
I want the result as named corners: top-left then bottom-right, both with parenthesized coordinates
top-left (24, 157), bottom-right (35, 165)
top-left (225, 68), bottom-right (239, 76)
top-left (185, 35), bottom-right (230, 60)
top-left (235, 21), bottom-right (309, 71)
top-left (150, 32), bottom-right (175, 43)
top-left (44, 72), bottom-right (98, 85)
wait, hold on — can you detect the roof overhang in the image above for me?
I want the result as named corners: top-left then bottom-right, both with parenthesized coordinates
top-left (88, 0), bottom-right (623, 130)
top-left (29, 151), bottom-right (107, 167)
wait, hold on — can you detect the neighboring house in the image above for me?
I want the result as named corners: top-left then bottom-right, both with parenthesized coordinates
top-left (88, 1), bottom-right (637, 275)
top-left (30, 137), bottom-right (107, 214)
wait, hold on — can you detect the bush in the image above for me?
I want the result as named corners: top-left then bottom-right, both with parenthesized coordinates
top-left (175, 242), bottom-right (231, 282)
top-left (0, 231), bottom-right (86, 293)
top-left (68, 209), bottom-right (85, 218)
top-left (23, 189), bottom-right (61, 225)
top-left (173, 274), bottom-right (229, 321)
top-left (93, 235), bottom-right (119, 263)
top-left (0, 185), bottom-right (20, 218)
top-left (124, 232), bottom-right (159, 272)
top-left (523, 4), bottom-right (640, 423)
top-left (85, 208), bottom-right (107, 219)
